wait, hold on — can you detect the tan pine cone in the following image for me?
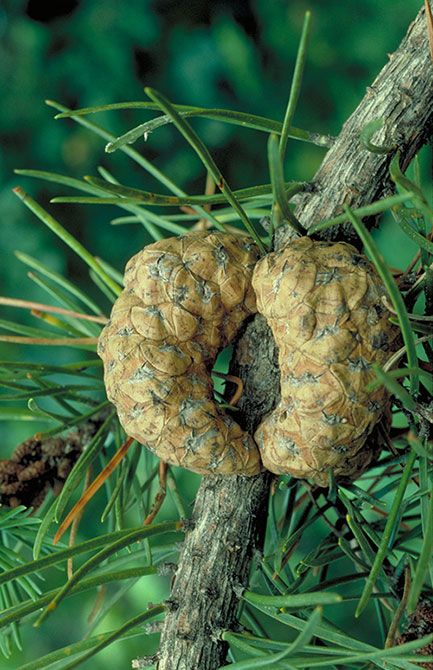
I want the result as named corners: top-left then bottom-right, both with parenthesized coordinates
top-left (98, 231), bottom-right (262, 475)
top-left (252, 236), bottom-right (399, 485)
top-left (99, 232), bottom-right (398, 483)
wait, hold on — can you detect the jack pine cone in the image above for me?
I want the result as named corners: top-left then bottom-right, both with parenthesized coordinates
top-left (252, 236), bottom-right (399, 485)
top-left (98, 232), bottom-right (398, 483)
top-left (98, 231), bottom-right (262, 475)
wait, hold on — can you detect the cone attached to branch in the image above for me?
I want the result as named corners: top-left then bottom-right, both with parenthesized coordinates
top-left (98, 231), bottom-right (262, 475)
top-left (253, 236), bottom-right (399, 485)
top-left (99, 232), bottom-right (399, 483)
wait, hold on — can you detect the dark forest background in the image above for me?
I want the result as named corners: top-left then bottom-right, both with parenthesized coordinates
top-left (1, 0), bottom-right (423, 337)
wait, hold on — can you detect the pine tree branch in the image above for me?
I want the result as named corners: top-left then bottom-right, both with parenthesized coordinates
top-left (156, 6), bottom-right (433, 669)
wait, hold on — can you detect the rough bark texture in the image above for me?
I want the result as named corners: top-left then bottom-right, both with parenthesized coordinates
top-left (277, 4), bottom-right (433, 249)
top-left (156, 6), bottom-right (433, 669)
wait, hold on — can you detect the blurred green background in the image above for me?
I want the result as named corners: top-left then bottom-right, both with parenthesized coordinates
top-left (1, 0), bottom-right (423, 342)
top-left (0, 0), bottom-right (425, 667)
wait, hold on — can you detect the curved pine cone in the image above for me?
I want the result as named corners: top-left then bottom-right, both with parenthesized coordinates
top-left (98, 231), bottom-right (262, 475)
top-left (252, 236), bottom-right (399, 485)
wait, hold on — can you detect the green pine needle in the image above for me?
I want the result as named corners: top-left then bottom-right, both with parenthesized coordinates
top-left (144, 87), bottom-right (266, 252)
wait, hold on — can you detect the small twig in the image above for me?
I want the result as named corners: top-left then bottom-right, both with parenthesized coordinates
top-left (143, 461), bottom-right (168, 526)
top-left (53, 437), bottom-right (135, 544)
top-left (384, 335), bottom-right (433, 371)
top-left (0, 335), bottom-right (98, 346)
top-left (399, 251), bottom-right (421, 278)
top-left (370, 505), bottom-right (411, 531)
top-left (167, 471), bottom-right (187, 519)
top-left (87, 584), bottom-right (108, 627)
top-left (193, 171), bottom-right (216, 231)
top-left (213, 372), bottom-right (244, 407)
top-left (67, 466), bottom-right (93, 579)
top-left (382, 294), bottom-right (433, 322)
top-left (0, 296), bottom-right (108, 323)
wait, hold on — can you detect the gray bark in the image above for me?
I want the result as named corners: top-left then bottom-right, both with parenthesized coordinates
top-left (156, 6), bottom-right (433, 669)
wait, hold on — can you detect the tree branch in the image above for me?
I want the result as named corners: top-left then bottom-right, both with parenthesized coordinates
top-left (156, 6), bottom-right (433, 669)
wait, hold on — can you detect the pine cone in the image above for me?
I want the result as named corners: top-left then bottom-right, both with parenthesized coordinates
top-left (98, 231), bottom-right (262, 475)
top-left (0, 432), bottom-right (85, 508)
top-left (252, 236), bottom-right (399, 485)
top-left (99, 233), bottom-right (398, 482)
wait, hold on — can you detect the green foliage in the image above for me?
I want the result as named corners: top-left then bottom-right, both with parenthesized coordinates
top-left (1, 2), bottom-right (432, 668)
top-left (0, 0), bottom-right (423, 317)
